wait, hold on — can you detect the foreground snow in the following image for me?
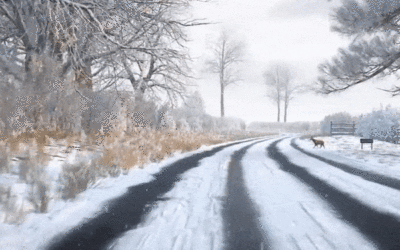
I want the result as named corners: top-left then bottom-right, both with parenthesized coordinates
top-left (243, 140), bottom-right (377, 250)
top-left (0, 134), bottom-right (399, 249)
top-left (0, 137), bottom-right (266, 250)
top-left (110, 140), bottom-right (260, 250)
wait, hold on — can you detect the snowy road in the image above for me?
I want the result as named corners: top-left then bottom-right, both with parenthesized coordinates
top-left (44, 136), bottom-right (400, 250)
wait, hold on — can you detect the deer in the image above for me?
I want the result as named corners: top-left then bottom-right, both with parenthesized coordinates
top-left (310, 137), bottom-right (325, 148)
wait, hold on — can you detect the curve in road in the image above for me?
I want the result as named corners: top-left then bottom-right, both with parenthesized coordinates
top-left (45, 137), bottom-right (266, 250)
top-left (268, 138), bottom-right (400, 250)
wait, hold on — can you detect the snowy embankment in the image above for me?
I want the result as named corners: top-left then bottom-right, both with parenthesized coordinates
top-left (281, 138), bottom-right (400, 217)
top-left (0, 137), bottom-right (268, 250)
top-left (273, 136), bottom-right (400, 249)
top-left (295, 135), bottom-right (400, 178)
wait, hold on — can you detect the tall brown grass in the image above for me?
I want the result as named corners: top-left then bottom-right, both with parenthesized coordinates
top-left (56, 128), bottom-right (228, 199)
top-left (94, 128), bottom-right (225, 169)
top-left (0, 127), bottom-right (267, 204)
top-left (0, 128), bottom-right (267, 172)
top-left (0, 128), bottom-right (227, 171)
top-left (1, 129), bottom-right (73, 155)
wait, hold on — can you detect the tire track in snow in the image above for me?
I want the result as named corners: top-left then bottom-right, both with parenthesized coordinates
top-left (223, 140), bottom-right (271, 250)
top-left (290, 138), bottom-right (400, 191)
top-left (268, 138), bottom-right (400, 250)
top-left (243, 140), bottom-right (376, 250)
top-left (45, 137), bottom-right (266, 250)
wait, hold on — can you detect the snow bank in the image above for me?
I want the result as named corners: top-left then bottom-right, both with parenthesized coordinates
top-left (295, 135), bottom-right (400, 178)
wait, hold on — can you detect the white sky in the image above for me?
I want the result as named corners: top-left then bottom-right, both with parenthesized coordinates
top-left (185, 0), bottom-right (400, 124)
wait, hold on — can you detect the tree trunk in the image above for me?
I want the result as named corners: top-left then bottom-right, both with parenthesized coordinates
top-left (284, 89), bottom-right (289, 123)
top-left (277, 97), bottom-right (280, 122)
top-left (284, 101), bottom-right (288, 123)
top-left (75, 64), bottom-right (94, 134)
top-left (220, 42), bottom-right (226, 118)
top-left (221, 81), bottom-right (225, 117)
top-left (24, 52), bottom-right (49, 131)
top-left (75, 64), bottom-right (93, 90)
top-left (276, 69), bottom-right (281, 122)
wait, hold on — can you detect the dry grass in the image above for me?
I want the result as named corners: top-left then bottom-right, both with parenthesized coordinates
top-left (0, 128), bottom-right (269, 172)
top-left (1, 186), bottom-right (19, 224)
top-left (0, 129), bottom-right (75, 156)
top-left (56, 128), bottom-right (228, 199)
top-left (94, 128), bottom-right (226, 169)
top-left (0, 132), bottom-right (55, 215)
top-left (1, 127), bottom-right (264, 203)
top-left (220, 131), bottom-right (276, 141)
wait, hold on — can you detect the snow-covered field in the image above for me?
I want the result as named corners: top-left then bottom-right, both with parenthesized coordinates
top-left (282, 138), bottom-right (400, 218)
top-left (0, 134), bottom-right (399, 249)
top-left (296, 135), bottom-right (400, 178)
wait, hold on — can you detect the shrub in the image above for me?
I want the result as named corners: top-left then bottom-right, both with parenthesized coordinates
top-left (59, 161), bottom-right (94, 200)
top-left (59, 157), bottom-right (121, 200)
top-left (29, 180), bottom-right (49, 213)
top-left (0, 144), bottom-right (9, 173)
top-left (0, 186), bottom-right (21, 223)
top-left (11, 145), bottom-right (51, 213)
top-left (169, 92), bottom-right (246, 133)
top-left (216, 117), bottom-right (246, 132)
top-left (356, 106), bottom-right (400, 142)
top-left (26, 155), bottom-right (50, 213)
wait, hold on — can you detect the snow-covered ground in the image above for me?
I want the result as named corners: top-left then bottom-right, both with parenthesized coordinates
top-left (295, 135), bottom-right (400, 178)
top-left (110, 140), bottom-right (258, 250)
top-left (0, 137), bottom-right (268, 250)
top-left (281, 138), bottom-right (400, 218)
top-left (243, 140), bottom-right (377, 250)
top-left (0, 134), bottom-right (399, 250)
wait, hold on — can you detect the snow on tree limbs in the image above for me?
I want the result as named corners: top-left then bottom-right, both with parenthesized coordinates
top-left (0, 0), bottom-right (206, 101)
top-left (0, 0), bottom-right (207, 132)
top-left (318, 0), bottom-right (400, 96)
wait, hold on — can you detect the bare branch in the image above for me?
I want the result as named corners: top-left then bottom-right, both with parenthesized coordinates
top-left (319, 0), bottom-right (400, 96)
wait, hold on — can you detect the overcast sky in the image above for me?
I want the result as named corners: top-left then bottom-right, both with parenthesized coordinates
top-left (185, 0), bottom-right (400, 124)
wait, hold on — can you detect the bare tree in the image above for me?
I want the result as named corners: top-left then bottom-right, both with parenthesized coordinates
top-left (264, 63), bottom-right (298, 122)
top-left (0, 0), bottom-right (207, 133)
top-left (97, 1), bottom-right (205, 102)
top-left (0, 0), bottom-right (128, 131)
top-left (206, 31), bottom-right (244, 117)
top-left (317, 0), bottom-right (400, 96)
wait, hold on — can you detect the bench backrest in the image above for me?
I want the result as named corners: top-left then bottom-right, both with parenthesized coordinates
top-left (330, 121), bottom-right (356, 135)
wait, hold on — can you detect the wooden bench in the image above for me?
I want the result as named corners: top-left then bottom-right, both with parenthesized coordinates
top-left (331, 121), bottom-right (356, 135)
top-left (360, 139), bottom-right (373, 150)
